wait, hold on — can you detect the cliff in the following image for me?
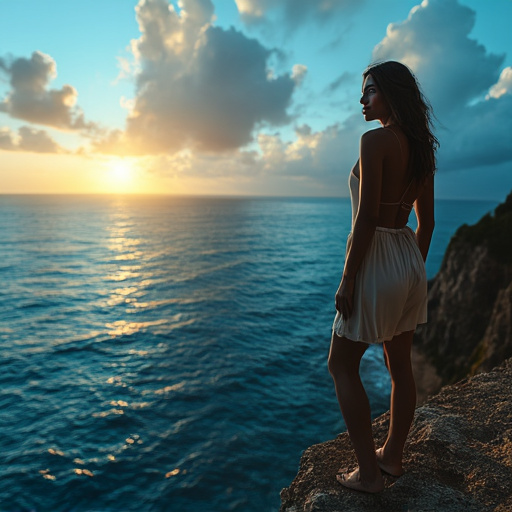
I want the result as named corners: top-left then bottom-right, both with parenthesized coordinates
top-left (413, 190), bottom-right (512, 399)
top-left (281, 191), bottom-right (512, 511)
top-left (280, 359), bottom-right (512, 512)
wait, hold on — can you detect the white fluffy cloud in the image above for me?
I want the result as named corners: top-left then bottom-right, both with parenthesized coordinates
top-left (95, 0), bottom-right (512, 191)
top-left (0, 125), bottom-right (64, 153)
top-left (235, 0), bottom-right (362, 27)
top-left (5, 0), bottom-right (505, 194)
top-left (0, 51), bottom-right (95, 133)
top-left (245, 0), bottom-right (512, 184)
top-left (258, 121), bottom-right (359, 179)
top-left (96, 0), bottom-right (300, 155)
top-left (371, 0), bottom-right (512, 172)
top-left (373, 0), bottom-right (503, 114)
top-left (487, 66), bottom-right (512, 99)
top-left (139, 114), bottom-right (364, 195)
top-left (222, 0), bottom-right (512, 189)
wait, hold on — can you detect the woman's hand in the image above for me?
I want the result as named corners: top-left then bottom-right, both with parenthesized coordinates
top-left (335, 276), bottom-right (356, 320)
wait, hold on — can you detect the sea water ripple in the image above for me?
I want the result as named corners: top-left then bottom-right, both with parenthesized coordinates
top-left (0, 195), bottom-right (497, 511)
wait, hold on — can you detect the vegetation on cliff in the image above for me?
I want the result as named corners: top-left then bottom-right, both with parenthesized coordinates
top-left (449, 190), bottom-right (512, 264)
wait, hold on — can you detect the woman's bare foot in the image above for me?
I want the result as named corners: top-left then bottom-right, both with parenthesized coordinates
top-left (336, 467), bottom-right (384, 493)
top-left (375, 447), bottom-right (404, 477)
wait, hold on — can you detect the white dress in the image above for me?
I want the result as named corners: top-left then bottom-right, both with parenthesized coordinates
top-left (332, 170), bottom-right (427, 344)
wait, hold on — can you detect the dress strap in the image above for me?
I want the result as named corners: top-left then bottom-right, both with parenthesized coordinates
top-left (380, 179), bottom-right (415, 207)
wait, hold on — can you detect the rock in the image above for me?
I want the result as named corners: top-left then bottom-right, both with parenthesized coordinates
top-left (413, 191), bottom-right (512, 398)
top-left (411, 343), bottom-right (442, 405)
top-left (280, 359), bottom-right (512, 512)
top-left (472, 280), bottom-right (512, 374)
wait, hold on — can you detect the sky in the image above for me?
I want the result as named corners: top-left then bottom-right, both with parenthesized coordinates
top-left (1, 0), bottom-right (511, 200)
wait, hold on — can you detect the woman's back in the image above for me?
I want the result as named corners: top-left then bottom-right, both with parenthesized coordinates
top-left (352, 126), bottom-right (420, 229)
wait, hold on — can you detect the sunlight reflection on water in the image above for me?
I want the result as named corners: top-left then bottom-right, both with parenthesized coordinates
top-left (105, 319), bottom-right (169, 337)
top-left (0, 195), bottom-right (498, 512)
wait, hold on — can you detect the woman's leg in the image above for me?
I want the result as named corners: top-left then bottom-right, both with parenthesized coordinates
top-left (378, 330), bottom-right (416, 476)
top-left (328, 333), bottom-right (383, 492)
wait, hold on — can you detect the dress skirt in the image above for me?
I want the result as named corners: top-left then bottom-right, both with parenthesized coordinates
top-left (332, 226), bottom-right (427, 344)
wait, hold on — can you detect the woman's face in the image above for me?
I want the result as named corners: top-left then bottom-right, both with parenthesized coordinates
top-left (360, 74), bottom-right (392, 125)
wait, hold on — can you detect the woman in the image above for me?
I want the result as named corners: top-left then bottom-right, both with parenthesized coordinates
top-left (328, 61), bottom-right (438, 493)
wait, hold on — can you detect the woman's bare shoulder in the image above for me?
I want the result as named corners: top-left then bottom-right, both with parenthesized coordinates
top-left (361, 127), bottom-right (393, 141)
top-left (360, 127), bottom-right (392, 151)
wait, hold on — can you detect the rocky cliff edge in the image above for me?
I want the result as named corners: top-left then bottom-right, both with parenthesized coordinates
top-left (413, 191), bottom-right (512, 401)
top-left (280, 358), bottom-right (512, 512)
top-left (281, 191), bottom-right (512, 511)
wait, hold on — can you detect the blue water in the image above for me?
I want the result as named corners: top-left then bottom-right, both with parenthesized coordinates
top-left (0, 195), bottom-right (497, 512)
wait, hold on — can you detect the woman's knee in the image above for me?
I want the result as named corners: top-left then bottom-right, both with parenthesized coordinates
top-left (328, 334), bottom-right (366, 379)
top-left (327, 352), bottom-right (340, 379)
top-left (328, 356), bottom-right (354, 384)
top-left (328, 336), bottom-right (343, 378)
top-left (385, 354), bottom-right (414, 384)
top-left (327, 348), bottom-right (338, 378)
top-left (384, 350), bottom-right (414, 386)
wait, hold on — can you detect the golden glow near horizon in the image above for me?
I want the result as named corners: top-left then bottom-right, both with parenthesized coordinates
top-left (103, 158), bottom-right (137, 193)
top-left (2, 1), bottom-right (512, 198)
top-left (110, 160), bottom-right (133, 183)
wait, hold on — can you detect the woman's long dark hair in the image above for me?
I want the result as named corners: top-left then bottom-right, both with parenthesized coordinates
top-left (363, 61), bottom-right (439, 183)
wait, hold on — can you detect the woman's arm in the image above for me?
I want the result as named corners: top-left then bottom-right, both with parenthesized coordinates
top-left (414, 173), bottom-right (435, 262)
top-left (335, 130), bottom-right (385, 318)
top-left (343, 130), bottom-right (384, 279)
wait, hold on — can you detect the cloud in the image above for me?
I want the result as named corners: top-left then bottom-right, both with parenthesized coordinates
top-left (370, 0), bottom-right (512, 172)
top-left (95, 0), bottom-right (299, 155)
top-left (92, 0), bottom-right (512, 194)
top-left (258, 122), bottom-right (359, 179)
top-left (140, 114), bottom-right (364, 196)
top-left (291, 64), bottom-right (308, 85)
top-left (326, 71), bottom-right (355, 93)
top-left (0, 125), bottom-right (64, 153)
top-left (0, 127), bottom-right (16, 151)
top-left (487, 66), bottom-right (512, 99)
top-left (0, 51), bottom-right (97, 133)
top-left (372, 0), bottom-right (504, 114)
top-left (243, 0), bottom-right (512, 187)
top-left (438, 94), bottom-right (512, 171)
top-left (235, 0), bottom-right (363, 27)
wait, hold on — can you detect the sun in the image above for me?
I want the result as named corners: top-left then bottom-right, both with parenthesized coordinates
top-left (104, 158), bottom-right (138, 192)
top-left (110, 160), bottom-right (133, 183)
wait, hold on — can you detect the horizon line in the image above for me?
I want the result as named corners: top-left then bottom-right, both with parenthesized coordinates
top-left (0, 192), bottom-right (503, 202)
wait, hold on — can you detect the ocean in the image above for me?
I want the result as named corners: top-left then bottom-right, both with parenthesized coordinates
top-left (0, 194), bottom-right (498, 512)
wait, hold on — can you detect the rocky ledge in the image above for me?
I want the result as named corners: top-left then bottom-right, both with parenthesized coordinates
top-left (413, 191), bottom-right (512, 401)
top-left (280, 358), bottom-right (512, 512)
top-left (281, 191), bottom-right (512, 511)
